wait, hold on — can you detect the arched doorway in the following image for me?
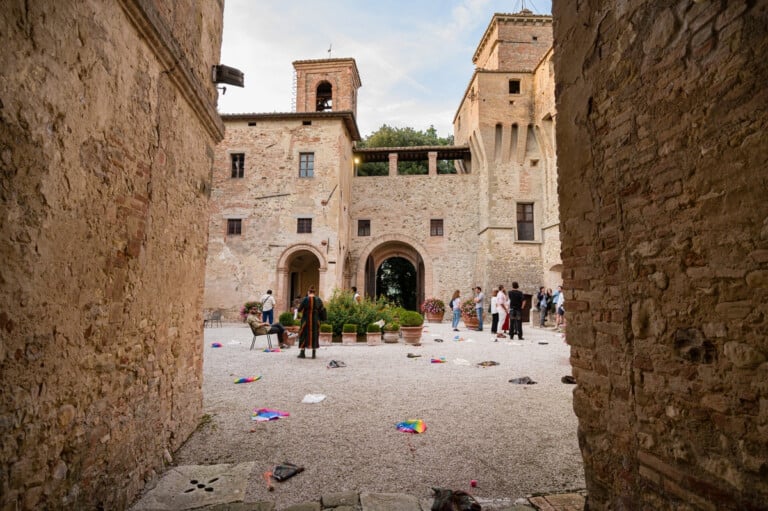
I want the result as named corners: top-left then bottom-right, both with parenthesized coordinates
top-left (359, 238), bottom-right (426, 311)
top-left (280, 248), bottom-right (323, 312)
top-left (375, 256), bottom-right (418, 310)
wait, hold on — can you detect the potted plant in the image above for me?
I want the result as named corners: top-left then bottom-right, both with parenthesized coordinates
top-left (460, 300), bottom-right (479, 329)
top-left (279, 312), bottom-right (300, 335)
top-left (382, 322), bottom-right (400, 343)
top-left (342, 323), bottom-right (358, 345)
top-left (421, 298), bottom-right (446, 323)
top-left (319, 323), bottom-right (333, 346)
top-left (366, 323), bottom-right (382, 346)
top-left (399, 311), bottom-right (424, 345)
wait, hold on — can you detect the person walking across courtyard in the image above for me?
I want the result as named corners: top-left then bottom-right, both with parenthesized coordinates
top-left (490, 287), bottom-right (499, 334)
top-left (473, 286), bottom-right (485, 331)
top-left (260, 289), bottom-right (276, 324)
top-left (449, 290), bottom-right (462, 331)
top-left (496, 285), bottom-right (508, 339)
top-left (297, 286), bottom-right (325, 359)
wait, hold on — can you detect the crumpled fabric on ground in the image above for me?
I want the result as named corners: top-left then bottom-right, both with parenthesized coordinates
top-left (431, 357), bottom-right (447, 363)
top-left (477, 360), bottom-right (500, 367)
top-left (561, 375), bottom-right (576, 384)
top-left (396, 419), bottom-right (426, 433)
top-left (327, 360), bottom-right (346, 368)
top-left (508, 376), bottom-right (537, 384)
top-left (453, 358), bottom-right (470, 365)
top-left (272, 462), bottom-right (304, 481)
top-left (431, 487), bottom-right (481, 511)
top-left (301, 394), bottom-right (326, 403)
top-left (251, 408), bottom-right (290, 421)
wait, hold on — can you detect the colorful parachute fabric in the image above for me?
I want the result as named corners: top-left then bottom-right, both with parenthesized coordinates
top-left (431, 357), bottom-right (447, 363)
top-left (396, 419), bottom-right (427, 434)
top-left (234, 376), bottom-right (261, 384)
top-left (252, 408), bottom-right (290, 422)
top-left (211, 342), bottom-right (223, 348)
top-left (264, 348), bottom-right (281, 353)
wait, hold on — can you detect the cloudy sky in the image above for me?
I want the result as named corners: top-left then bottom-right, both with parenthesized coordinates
top-left (217, 0), bottom-right (552, 139)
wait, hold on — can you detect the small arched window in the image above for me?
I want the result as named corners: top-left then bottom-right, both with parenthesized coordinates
top-left (316, 81), bottom-right (332, 111)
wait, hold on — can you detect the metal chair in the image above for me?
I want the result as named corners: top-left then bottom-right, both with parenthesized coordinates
top-left (203, 309), bottom-right (222, 328)
top-left (249, 322), bottom-right (274, 351)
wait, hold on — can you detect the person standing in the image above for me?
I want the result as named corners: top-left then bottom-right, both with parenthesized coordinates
top-left (297, 286), bottom-right (325, 359)
top-left (261, 289), bottom-right (276, 324)
top-left (490, 287), bottom-right (499, 335)
top-left (496, 285), bottom-right (508, 339)
top-left (352, 286), bottom-right (362, 304)
top-left (508, 282), bottom-right (526, 340)
top-left (555, 285), bottom-right (566, 330)
top-left (449, 290), bottom-right (462, 331)
top-left (537, 286), bottom-right (548, 327)
top-left (473, 286), bottom-right (485, 331)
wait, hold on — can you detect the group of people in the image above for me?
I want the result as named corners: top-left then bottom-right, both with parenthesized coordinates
top-left (449, 283), bottom-right (566, 340)
top-left (536, 285), bottom-right (566, 329)
top-left (247, 287), bottom-right (327, 358)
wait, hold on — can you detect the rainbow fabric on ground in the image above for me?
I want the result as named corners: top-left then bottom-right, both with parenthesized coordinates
top-left (252, 408), bottom-right (290, 421)
top-left (234, 376), bottom-right (261, 384)
top-left (396, 419), bottom-right (427, 433)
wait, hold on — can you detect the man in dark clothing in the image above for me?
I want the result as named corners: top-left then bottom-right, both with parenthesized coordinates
top-left (508, 281), bottom-right (527, 340)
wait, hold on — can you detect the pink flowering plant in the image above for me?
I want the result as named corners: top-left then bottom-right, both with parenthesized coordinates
top-left (420, 298), bottom-right (446, 315)
top-left (460, 300), bottom-right (477, 318)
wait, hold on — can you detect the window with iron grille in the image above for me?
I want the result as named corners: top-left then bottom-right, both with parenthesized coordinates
top-left (227, 219), bottom-right (242, 236)
top-left (231, 153), bottom-right (244, 178)
top-left (299, 152), bottom-right (314, 178)
top-left (430, 219), bottom-right (444, 236)
top-left (297, 218), bottom-right (312, 233)
top-left (358, 219), bottom-right (370, 236)
top-left (517, 203), bottom-right (534, 241)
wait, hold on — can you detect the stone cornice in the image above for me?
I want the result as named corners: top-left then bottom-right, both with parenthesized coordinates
top-left (118, 0), bottom-right (225, 142)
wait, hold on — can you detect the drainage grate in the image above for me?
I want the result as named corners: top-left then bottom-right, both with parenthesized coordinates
top-left (183, 477), bottom-right (219, 494)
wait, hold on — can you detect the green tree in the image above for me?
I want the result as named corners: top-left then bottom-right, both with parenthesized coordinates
top-left (357, 124), bottom-right (456, 176)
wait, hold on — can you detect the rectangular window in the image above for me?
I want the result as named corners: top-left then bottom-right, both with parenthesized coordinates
top-left (358, 219), bottom-right (370, 236)
top-left (231, 153), bottom-right (244, 178)
top-left (430, 219), bottom-right (444, 237)
top-left (299, 152), bottom-right (314, 178)
top-left (297, 218), bottom-right (312, 233)
top-left (227, 219), bottom-right (242, 236)
top-left (517, 203), bottom-right (534, 241)
top-left (509, 80), bottom-right (521, 94)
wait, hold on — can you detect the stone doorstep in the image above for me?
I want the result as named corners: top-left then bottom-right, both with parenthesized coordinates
top-left (130, 463), bottom-right (255, 511)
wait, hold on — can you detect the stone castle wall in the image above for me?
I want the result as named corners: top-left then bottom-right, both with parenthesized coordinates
top-left (0, 1), bottom-right (223, 508)
top-left (553, 1), bottom-right (768, 509)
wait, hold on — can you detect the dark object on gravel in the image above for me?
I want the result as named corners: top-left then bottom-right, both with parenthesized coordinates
top-left (327, 360), bottom-right (346, 368)
top-left (407, 353), bottom-right (422, 358)
top-left (477, 361), bottom-right (499, 367)
top-left (434, 338), bottom-right (444, 342)
top-left (509, 376), bottom-right (537, 384)
top-left (431, 487), bottom-right (481, 511)
top-left (272, 462), bottom-right (305, 481)
top-left (538, 341), bottom-right (548, 345)
top-left (561, 375), bottom-right (576, 384)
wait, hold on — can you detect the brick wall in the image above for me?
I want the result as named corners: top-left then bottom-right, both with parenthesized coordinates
top-left (0, 1), bottom-right (223, 508)
top-left (553, 1), bottom-right (768, 509)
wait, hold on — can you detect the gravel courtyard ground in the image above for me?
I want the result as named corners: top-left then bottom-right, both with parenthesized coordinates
top-left (173, 320), bottom-right (585, 509)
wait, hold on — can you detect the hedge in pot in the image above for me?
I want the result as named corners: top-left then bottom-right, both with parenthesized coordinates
top-left (366, 323), bottom-right (381, 346)
top-left (399, 310), bottom-right (424, 345)
top-left (383, 321), bottom-right (400, 343)
top-left (342, 323), bottom-right (358, 345)
top-left (319, 323), bottom-right (333, 345)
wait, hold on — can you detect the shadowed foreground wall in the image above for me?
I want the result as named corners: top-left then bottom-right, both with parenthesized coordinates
top-left (0, 1), bottom-right (223, 508)
top-left (553, 1), bottom-right (767, 509)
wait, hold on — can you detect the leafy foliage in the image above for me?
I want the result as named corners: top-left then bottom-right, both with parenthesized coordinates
top-left (377, 258), bottom-right (417, 310)
top-left (357, 124), bottom-right (456, 176)
top-left (342, 323), bottom-right (358, 333)
top-left (320, 323), bottom-right (332, 333)
top-left (325, 288), bottom-right (397, 335)
top-left (366, 323), bottom-right (381, 333)
top-left (460, 300), bottom-right (477, 318)
top-left (399, 310), bottom-right (424, 327)
top-left (278, 311), bottom-right (295, 326)
top-left (421, 298), bottom-right (446, 314)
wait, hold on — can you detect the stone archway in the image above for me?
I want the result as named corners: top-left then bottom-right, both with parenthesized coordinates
top-left (355, 235), bottom-right (432, 311)
top-left (276, 244), bottom-right (327, 314)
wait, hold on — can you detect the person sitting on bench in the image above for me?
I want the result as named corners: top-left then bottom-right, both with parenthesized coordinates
top-left (247, 310), bottom-right (295, 349)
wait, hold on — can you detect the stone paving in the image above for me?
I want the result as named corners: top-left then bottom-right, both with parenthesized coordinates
top-left (130, 319), bottom-right (584, 511)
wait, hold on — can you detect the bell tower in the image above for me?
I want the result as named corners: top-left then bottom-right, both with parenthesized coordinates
top-left (293, 58), bottom-right (361, 116)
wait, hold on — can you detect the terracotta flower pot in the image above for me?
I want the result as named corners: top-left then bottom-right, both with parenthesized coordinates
top-left (342, 332), bottom-right (357, 345)
top-left (366, 332), bottom-right (381, 346)
top-left (425, 312), bottom-right (444, 323)
top-left (319, 332), bottom-right (333, 346)
top-left (382, 331), bottom-right (400, 343)
top-left (400, 325), bottom-right (423, 345)
top-left (462, 315), bottom-right (479, 330)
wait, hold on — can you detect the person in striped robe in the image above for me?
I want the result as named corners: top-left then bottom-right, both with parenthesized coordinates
top-left (297, 286), bottom-right (325, 359)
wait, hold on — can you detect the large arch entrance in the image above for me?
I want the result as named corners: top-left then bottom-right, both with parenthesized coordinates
top-left (358, 238), bottom-right (428, 311)
top-left (277, 245), bottom-right (327, 313)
